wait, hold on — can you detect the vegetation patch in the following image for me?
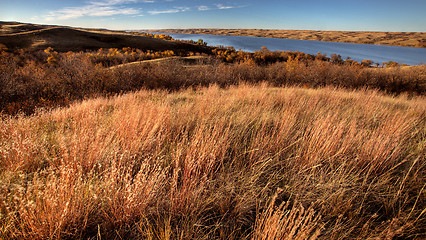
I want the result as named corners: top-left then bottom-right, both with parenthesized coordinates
top-left (1, 47), bottom-right (424, 115)
top-left (0, 85), bottom-right (424, 239)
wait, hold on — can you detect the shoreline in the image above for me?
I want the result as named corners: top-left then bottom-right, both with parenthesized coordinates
top-left (148, 28), bottom-right (426, 48)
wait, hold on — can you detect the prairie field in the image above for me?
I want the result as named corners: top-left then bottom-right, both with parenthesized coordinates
top-left (0, 83), bottom-right (425, 239)
top-left (0, 33), bottom-right (426, 239)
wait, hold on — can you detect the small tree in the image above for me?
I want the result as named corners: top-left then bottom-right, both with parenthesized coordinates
top-left (383, 61), bottom-right (399, 68)
top-left (315, 52), bottom-right (328, 61)
top-left (196, 39), bottom-right (207, 46)
top-left (361, 59), bottom-right (373, 67)
top-left (330, 54), bottom-right (343, 64)
top-left (344, 58), bottom-right (356, 65)
top-left (44, 47), bottom-right (58, 66)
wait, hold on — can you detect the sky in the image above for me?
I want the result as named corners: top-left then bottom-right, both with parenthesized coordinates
top-left (1, 0), bottom-right (425, 31)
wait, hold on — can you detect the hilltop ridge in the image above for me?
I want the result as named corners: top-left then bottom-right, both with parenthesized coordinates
top-left (0, 22), bottom-right (210, 52)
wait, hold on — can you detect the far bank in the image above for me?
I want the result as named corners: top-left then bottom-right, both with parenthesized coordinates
top-left (150, 29), bottom-right (426, 48)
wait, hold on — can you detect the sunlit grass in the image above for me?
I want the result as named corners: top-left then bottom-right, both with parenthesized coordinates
top-left (0, 84), bottom-right (425, 239)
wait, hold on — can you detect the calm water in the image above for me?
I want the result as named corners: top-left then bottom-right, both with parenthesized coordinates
top-left (151, 32), bottom-right (426, 65)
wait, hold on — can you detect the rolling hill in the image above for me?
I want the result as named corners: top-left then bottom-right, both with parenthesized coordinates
top-left (0, 22), bottom-right (210, 52)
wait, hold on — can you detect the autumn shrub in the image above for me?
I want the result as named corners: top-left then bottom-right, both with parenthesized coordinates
top-left (88, 48), bottom-right (177, 67)
top-left (0, 44), bottom-right (7, 51)
top-left (0, 48), bottom-right (424, 115)
top-left (130, 32), bottom-right (174, 41)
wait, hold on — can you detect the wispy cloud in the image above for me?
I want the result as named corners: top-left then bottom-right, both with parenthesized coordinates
top-left (216, 4), bottom-right (234, 10)
top-left (90, 0), bottom-right (138, 6)
top-left (149, 6), bottom-right (189, 15)
top-left (148, 9), bottom-right (179, 15)
top-left (44, 0), bottom-right (244, 20)
top-left (197, 4), bottom-right (241, 12)
top-left (197, 6), bottom-right (210, 11)
top-left (44, 0), bottom-right (145, 20)
top-left (90, 0), bottom-right (154, 5)
top-left (148, 3), bottom-right (241, 15)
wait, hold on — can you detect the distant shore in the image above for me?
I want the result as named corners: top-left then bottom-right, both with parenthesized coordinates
top-left (150, 29), bottom-right (426, 48)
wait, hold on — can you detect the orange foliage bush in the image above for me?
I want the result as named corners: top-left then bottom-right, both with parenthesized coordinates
top-left (0, 47), bottom-right (424, 115)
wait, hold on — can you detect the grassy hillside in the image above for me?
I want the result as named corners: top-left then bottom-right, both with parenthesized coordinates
top-left (0, 22), bottom-right (210, 52)
top-left (0, 85), bottom-right (424, 239)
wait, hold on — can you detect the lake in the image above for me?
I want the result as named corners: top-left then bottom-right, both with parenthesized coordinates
top-left (149, 32), bottom-right (426, 65)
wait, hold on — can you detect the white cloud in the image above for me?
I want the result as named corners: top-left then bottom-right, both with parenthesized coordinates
top-left (216, 4), bottom-right (234, 10)
top-left (45, 6), bottom-right (140, 20)
top-left (176, 7), bottom-right (190, 12)
top-left (148, 9), bottom-right (179, 15)
top-left (90, 0), bottom-right (156, 5)
top-left (90, 0), bottom-right (138, 6)
top-left (198, 6), bottom-right (210, 11)
top-left (149, 6), bottom-right (189, 15)
top-left (44, 0), bottom-right (144, 20)
top-left (153, 3), bottom-right (240, 15)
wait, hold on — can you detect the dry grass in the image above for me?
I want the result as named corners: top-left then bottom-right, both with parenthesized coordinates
top-left (156, 29), bottom-right (426, 48)
top-left (0, 84), bottom-right (424, 239)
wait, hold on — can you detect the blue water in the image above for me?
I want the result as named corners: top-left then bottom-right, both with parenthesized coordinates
top-left (149, 32), bottom-right (426, 65)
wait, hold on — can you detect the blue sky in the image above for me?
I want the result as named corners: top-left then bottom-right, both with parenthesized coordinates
top-left (1, 0), bottom-right (425, 31)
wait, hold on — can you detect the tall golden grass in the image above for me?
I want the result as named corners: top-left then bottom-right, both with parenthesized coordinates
top-left (1, 84), bottom-right (424, 239)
